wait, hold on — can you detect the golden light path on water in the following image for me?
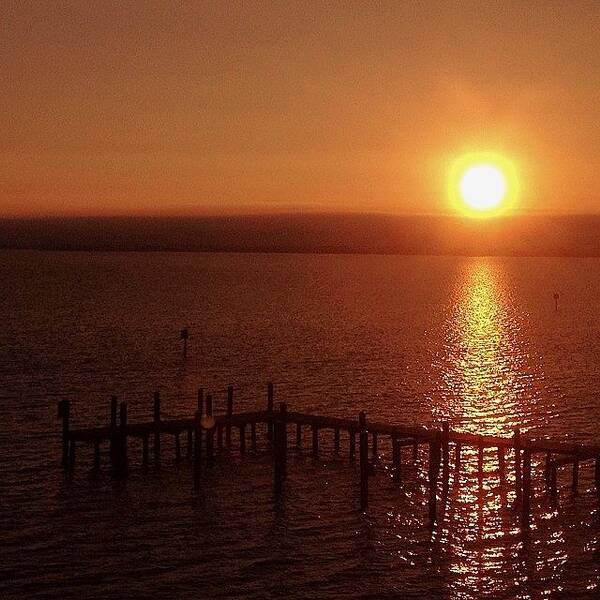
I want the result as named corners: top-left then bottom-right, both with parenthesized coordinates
top-left (435, 260), bottom-right (572, 597)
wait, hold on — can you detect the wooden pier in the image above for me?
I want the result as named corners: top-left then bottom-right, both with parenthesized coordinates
top-left (57, 385), bottom-right (600, 529)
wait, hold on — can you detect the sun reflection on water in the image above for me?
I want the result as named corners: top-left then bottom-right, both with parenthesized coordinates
top-left (440, 260), bottom-right (532, 436)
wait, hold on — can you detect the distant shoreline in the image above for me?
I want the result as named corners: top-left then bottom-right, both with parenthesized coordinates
top-left (2, 213), bottom-right (600, 257)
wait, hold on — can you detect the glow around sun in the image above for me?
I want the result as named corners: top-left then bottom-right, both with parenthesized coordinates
top-left (449, 152), bottom-right (518, 217)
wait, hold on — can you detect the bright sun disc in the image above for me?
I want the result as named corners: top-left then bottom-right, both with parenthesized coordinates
top-left (460, 164), bottom-right (507, 211)
top-left (448, 152), bottom-right (518, 218)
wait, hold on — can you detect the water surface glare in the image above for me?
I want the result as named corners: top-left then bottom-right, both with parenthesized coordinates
top-left (2, 250), bottom-right (600, 599)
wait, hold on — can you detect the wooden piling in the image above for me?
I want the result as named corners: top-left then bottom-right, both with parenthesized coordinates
top-left (205, 394), bottom-right (214, 464)
top-left (226, 385), bottom-right (233, 448)
top-left (514, 428), bottom-right (522, 505)
top-left (274, 403), bottom-right (287, 497)
top-left (251, 422), bottom-right (257, 452)
top-left (57, 399), bottom-right (70, 468)
top-left (455, 443), bottom-right (461, 472)
top-left (153, 391), bottom-right (161, 467)
top-left (312, 424), bottom-right (319, 458)
top-left (359, 411), bottom-right (368, 511)
top-left (442, 421), bottom-right (450, 467)
top-left (349, 430), bottom-right (356, 460)
top-left (194, 409), bottom-right (202, 490)
top-left (428, 431), bottom-right (441, 525)
top-left (296, 422), bottom-right (302, 447)
top-left (267, 382), bottom-right (274, 444)
top-left (521, 442), bottom-right (532, 529)
top-left (544, 452), bottom-right (552, 490)
top-left (478, 445), bottom-right (484, 480)
top-left (498, 447), bottom-right (505, 477)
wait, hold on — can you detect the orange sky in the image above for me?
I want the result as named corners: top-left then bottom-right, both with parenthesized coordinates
top-left (2, 1), bottom-right (600, 217)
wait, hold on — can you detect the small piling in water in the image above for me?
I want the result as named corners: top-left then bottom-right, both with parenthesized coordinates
top-left (226, 385), bottom-right (233, 448)
top-left (109, 395), bottom-right (117, 467)
top-left (359, 411), bottom-right (368, 511)
top-left (194, 409), bottom-right (202, 490)
top-left (274, 403), bottom-right (287, 497)
top-left (514, 428), bottom-right (522, 506)
top-left (117, 401), bottom-right (128, 475)
top-left (205, 394), bottom-right (214, 464)
top-left (428, 431), bottom-right (441, 525)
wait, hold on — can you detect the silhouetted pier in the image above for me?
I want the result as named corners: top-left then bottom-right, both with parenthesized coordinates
top-left (57, 384), bottom-right (600, 529)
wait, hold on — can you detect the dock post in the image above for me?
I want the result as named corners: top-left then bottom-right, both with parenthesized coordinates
top-left (153, 391), bottom-right (161, 467)
top-left (392, 437), bottom-right (401, 481)
top-left (478, 445), bottom-right (484, 481)
top-left (280, 403), bottom-right (287, 479)
top-left (428, 431), bottom-right (441, 525)
top-left (296, 423), bottom-right (302, 447)
top-left (334, 428), bottom-right (340, 455)
top-left (442, 421), bottom-right (450, 467)
top-left (118, 401), bottom-right (128, 475)
top-left (521, 441), bottom-right (532, 529)
top-left (57, 400), bottom-right (71, 468)
top-left (274, 403), bottom-right (287, 497)
top-left (514, 428), bottom-right (522, 506)
top-left (359, 411), bottom-right (368, 511)
top-left (194, 409), bottom-right (202, 490)
top-left (206, 394), bottom-right (214, 464)
top-left (267, 382), bottom-right (274, 444)
top-left (226, 385), bottom-right (233, 448)
top-left (251, 422), bottom-right (257, 452)
top-left (312, 424), bottom-right (319, 458)
top-left (109, 395), bottom-right (117, 467)
top-left (349, 430), bottom-right (356, 460)
top-left (498, 447), bottom-right (505, 478)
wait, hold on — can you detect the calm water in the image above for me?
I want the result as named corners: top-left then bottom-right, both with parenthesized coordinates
top-left (3, 250), bottom-right (600, 599)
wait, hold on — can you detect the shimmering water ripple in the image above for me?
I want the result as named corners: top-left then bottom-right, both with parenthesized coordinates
top-left (2, 250), bottom-right (600, 599)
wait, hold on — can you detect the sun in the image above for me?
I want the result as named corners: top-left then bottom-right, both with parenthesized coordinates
top-left (460, 164), bottom-right (507, 211)
top-left (449, 152), bottom-right (518, 218)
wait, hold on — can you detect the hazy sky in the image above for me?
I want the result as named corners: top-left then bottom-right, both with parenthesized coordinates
top-left (2, 1), bottom-right (600, 217)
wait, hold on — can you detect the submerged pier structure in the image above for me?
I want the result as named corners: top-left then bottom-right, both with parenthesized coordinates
top-left (57, 384), bottom-right (600, 529)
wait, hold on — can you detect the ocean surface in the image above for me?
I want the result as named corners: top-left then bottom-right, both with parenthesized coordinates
top-left (3, 249), bottom-right (600, 599)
